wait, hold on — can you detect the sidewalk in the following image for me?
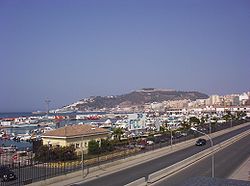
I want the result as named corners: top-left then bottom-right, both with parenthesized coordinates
top-left (230, 156), bottom-right (250, 181)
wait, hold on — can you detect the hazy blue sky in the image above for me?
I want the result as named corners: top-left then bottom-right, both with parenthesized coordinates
top-left (1, 0), bottom-right (249, 112)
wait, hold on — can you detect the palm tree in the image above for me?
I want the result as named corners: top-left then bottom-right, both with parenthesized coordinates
top-left (189, 116), bottom-right (200, 126)
top-left (112, 127), bottom-right (123, 140)
top-left (181, 121), bottom-right (191, 130)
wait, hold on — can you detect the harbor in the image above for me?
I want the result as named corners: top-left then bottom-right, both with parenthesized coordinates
top-left (0, 112), bottom-right (107, 150)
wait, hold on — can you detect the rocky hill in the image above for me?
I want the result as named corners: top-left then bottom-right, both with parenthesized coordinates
top-left (64, 88), bottom-right (208, 112)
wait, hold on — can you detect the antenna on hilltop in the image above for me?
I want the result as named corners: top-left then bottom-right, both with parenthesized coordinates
top-left (45, 98), bottom-right (51, 115)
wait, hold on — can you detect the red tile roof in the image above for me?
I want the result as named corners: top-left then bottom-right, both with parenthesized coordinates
top-left (42, 124), bottom-right (110, 138)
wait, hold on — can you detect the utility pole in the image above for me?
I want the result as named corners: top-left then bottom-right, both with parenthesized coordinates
top-left (81, 136), bottom-right (84, 178)
top-left (209, 109), bottom-right (212, 134)
top-left (170, 127), bottom-right (173, 150)
top-left (209, 119), bottom-right (212, 134)
top-left (230, 117), bottom-right (233, 128)
top-left (45, 99), bottom-right (51, 115)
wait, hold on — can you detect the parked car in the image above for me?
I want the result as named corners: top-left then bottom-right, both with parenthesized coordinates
top-left (126, 144), bottom-right (135, 149)
top-left (135, 144), bottom-right (145, 149)
top-left (0, 166), bottom-right (17, 182)
top-left (146, 140), bottom-right (154, 145)
top-left (181, 132), bottom-right (187, 136)
top-left (195, 138), bottom-right (207, 146)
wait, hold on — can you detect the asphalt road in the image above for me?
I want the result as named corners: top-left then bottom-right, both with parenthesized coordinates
top-left (155, 133), bottom-right (250, 186)
top-left (74, 124), bottom-right (250, 186)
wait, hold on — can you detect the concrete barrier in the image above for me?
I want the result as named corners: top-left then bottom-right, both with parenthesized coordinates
top-left (147, 128), bottom-right (250, 184)
top-left (124, 177), bottom-right (146, 186)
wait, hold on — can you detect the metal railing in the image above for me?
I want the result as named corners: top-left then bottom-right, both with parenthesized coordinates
top-left (0, 119), bottom-right (248, 186)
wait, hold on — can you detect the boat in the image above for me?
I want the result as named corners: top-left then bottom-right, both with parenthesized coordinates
top-left (32, 111), bottom-right (47, 115)
top-left (41, 127), bottom-right (54, 133)
top-left (16, 133), bottom-right (32, 141)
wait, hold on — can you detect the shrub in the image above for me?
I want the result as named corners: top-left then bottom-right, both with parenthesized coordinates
top-left (35, 145), bottom-right (77, 162)
top-left (88, 140), bottom-right (100, 155)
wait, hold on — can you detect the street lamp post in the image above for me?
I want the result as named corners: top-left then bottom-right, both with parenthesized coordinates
top-left (170, 127), bottom-right (173, 150)
top-left (81, 136), bottom-right (84, 178)
top-left (168, 125), bottom-right (173, 150)
top-left (190, 127), bottom-right (214, 178)
top-left (230, 116), bottom-right (233, 128)
top-left (209, 110), bottom-right (212, 134)
top-left (209, 119), bottom-right (212, 134)
top-left (46, 141), bottom-right (51, 180)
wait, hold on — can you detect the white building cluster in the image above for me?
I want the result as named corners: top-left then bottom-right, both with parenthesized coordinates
top-left (189, 92), bottom-right (250, 108)
top-left (114, 91), bottom-right (250, 113)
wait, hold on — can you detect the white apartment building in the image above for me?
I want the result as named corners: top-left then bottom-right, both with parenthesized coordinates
top-left (211, 95), bottom-right (220, 105)
top-left (205, 95), bottom-right (221, 106)
top-left (188, 99), bottom-right (206, 108)
top-left (239, 93), bottom-right (249, 105)
top-left (164, 99), bottom-right (190, 109)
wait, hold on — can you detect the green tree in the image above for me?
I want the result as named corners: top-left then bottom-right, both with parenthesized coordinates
top-left (200, 116), bottom-right (205, 125)
top-left (223, 111), bottom-right (232, 121)
top-left (160, 126), bottom-right (166, 133)
top-left (34, 145), bottom-right (49, 162)
top-left (189, 116), bottom-right (200, 125)
top-left (100, 138), bottom-right (114, 153)
top-left (62, 145), bottom-right (77, 161)
top-left (146, 135), bottom-right (155, 142)
top-left (235, 111), bottom-right (247, 119)
top-left (181, 121), bottom-right (191, 130)
top-left (88, 140), bottom-right (100, 155)
top-left (113, 127), bottom-right (124, 140)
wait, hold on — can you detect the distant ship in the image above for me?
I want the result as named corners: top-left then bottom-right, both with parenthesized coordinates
top-left (32, 111), bottom-right (47, 115)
